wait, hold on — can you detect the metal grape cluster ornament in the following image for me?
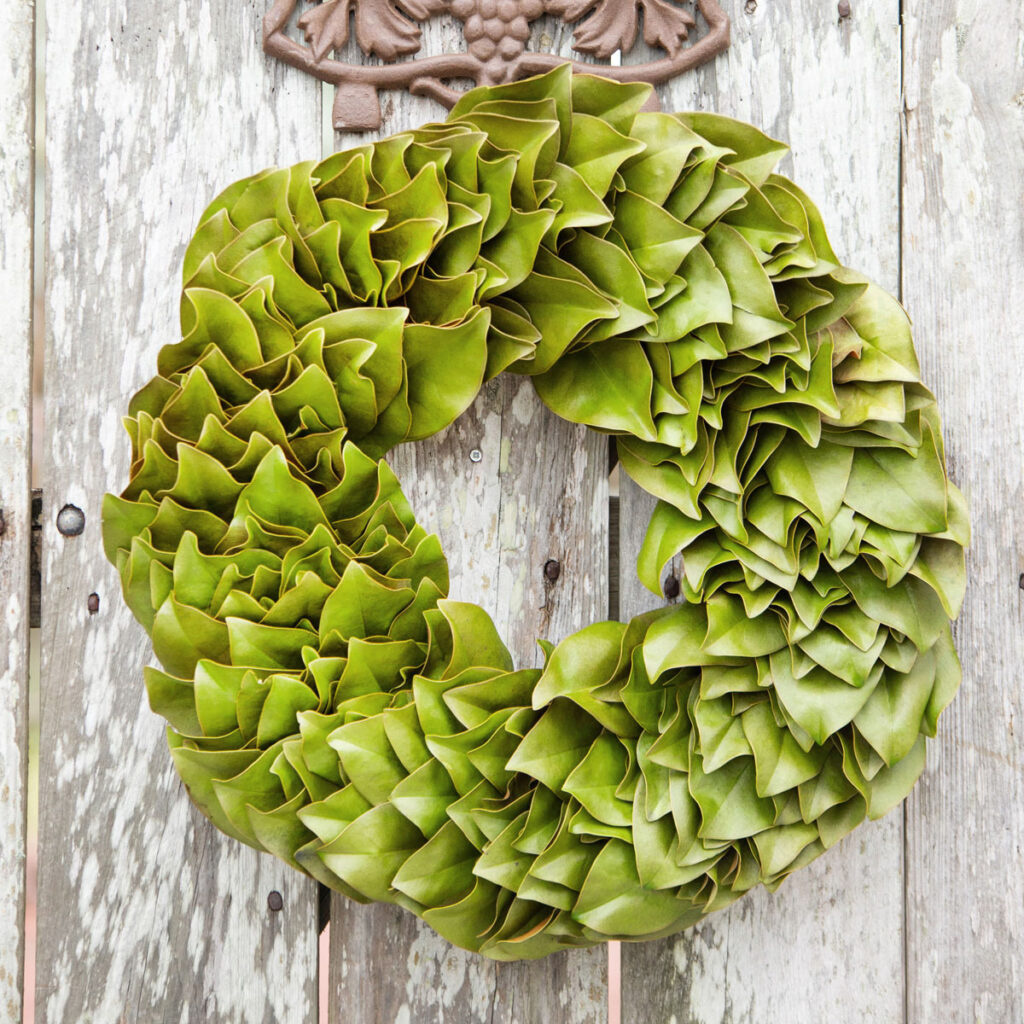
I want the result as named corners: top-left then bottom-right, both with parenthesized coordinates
top-left (103, 49), bottom-right (968, 960)
top-left (264, 0), bottom-right (730, 130)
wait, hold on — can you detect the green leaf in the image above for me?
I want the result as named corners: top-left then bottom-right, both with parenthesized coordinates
top-left (769, 649), bottom-right (879, 745)
top-left (766, 436), bottom-right (854, 526)
top-left (741, 701), bottom-right (825, 798)
top-left (563, 733), bottom-right (634, 827)
top-left (679, 113), bottom-right (789, 185)
top-left (836, 285), bottom-right (920, 384)
top-left (508, 262), bottom-right (617, 374)
top-left (329, 714), bottom-right (409, 804)
top-left (151, 596), bottom-right (230, 678)
top-left (563, 111), bottom-right (646, 195)
top-left (235, 446), bottom-right (329, 533)
top-left (842, 564), bottom-right (949, 652)
top-left (505, 700), bottom-right (602, 792)
top-left (687, 753), bottom-right (776, 841)
top-left (320, 562), bottom-right (415, 642)
top-left (844, 423), bottom-right (948, 533)
top-left (226, 618), bottom-right (317, 671)
top-left (403, 309), bottom-right (490, 441)
top-left (854, 646), bottom-right (936, 765)
top-left (704, 593), bottom-right (787, 658)
top-left (532, 621), bottom-right (626, 708)
top-left (574, 840), bottom-right (698, 937)
top-left (392, 820), bottom-right (477, 908)
top-left (533, 340), bottom-right (656, 441)
top-left (319, 804), bottom-right (424, 903)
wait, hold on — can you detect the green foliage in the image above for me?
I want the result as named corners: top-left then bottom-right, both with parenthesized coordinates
top-left (104, 65), bottom-right (967, 959)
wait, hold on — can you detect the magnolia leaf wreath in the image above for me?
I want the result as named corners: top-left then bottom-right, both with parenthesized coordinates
top-left (103, 66), bottom-right (968, 960)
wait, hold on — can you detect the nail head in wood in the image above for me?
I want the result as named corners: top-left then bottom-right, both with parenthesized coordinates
top-left (267, 890), bottom-right (284, 912)
top-left (838, 0), bottom-right (852, 18)
top-left (543, 559), bottom-right (561, 583)
top-left (88, 593), bottom-right (100, 615)
top-left (469, 448), bottom-right (482, 463)
top-left (56, 503), bottom-right (85, 537)
top-left (663, 574), bottom-right (681, 600)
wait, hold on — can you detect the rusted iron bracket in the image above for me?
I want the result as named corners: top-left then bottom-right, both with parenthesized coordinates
top-left (264, 0), bottom-right (730, 132)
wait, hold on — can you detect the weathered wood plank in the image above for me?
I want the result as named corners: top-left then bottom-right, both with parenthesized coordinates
top-left (0, 2), bottom-right (34, 1020)
top-left (328, 15), bottom-right (610, 1023)
top-left (902, 3), bottom-right (1024, 1020)
top-left (35, 3), bottom-right (322, 1020)
top-left (330, 378), bottom-right (610, 1024)
top-left (621, 3), bottom-right (908, 1021)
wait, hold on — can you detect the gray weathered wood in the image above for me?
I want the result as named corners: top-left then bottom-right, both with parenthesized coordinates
top-left (35, 3), bottom-right (322, 1020)
top-left (0, 2), bottom-right (34, 1020)
top-left (902, 2), bottom-right (1024, 1021)
top-left (328, 14), bottom-right (610, 1024)
top-left (621, 3), bottom-right (908, 1021)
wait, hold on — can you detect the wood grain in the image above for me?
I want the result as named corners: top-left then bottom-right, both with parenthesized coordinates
top-left (902, 2), bottom-right (1024, 1020)
top-left (328, 14), bottom-right (610, 1024)
top-left (35, 3), bottom-right (322, 1020)
top-left (0, 2), bottom-right (34, 1020)
top-left (621, 3), bottom-right (908, 1021)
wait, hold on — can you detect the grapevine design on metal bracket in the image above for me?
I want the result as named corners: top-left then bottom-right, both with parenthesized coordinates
top-left (263, 0), bottom-right (730, 131)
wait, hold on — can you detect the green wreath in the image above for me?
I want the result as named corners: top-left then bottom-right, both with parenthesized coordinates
top-left (103, 66), bottom-right (967, 960)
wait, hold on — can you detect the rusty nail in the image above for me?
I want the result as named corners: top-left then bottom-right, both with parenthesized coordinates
top-left (744, 0), bottom-right (757, 12)
top-left (267, 890), bottom-right (284, 912)
top-left (56, 504), bottom-right (86, 537)
top-left (469, 448), bottom-right (482, 463)
top-left (543, 559), bottom-right (561, 583)
top-left (1019, 573), bottom-right (1024, 591)
top-left (838, 0), bottom-right (851, 18)
top-left (88, 593), bottom-right (100, 615)
top-left (663, 574), bottom-right (681, 600)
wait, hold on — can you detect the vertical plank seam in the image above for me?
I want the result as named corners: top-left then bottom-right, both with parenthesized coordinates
top-left (320, 62), bottom-right (333, 1023)
top-left (898, 4), bottom-right (911, 1023)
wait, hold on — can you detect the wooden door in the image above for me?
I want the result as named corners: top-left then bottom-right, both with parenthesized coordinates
top-left (0, 1), bottom-right (1017, 1021)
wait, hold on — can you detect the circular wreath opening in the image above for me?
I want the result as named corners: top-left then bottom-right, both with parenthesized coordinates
top-left (103, 65), bottom-right (967, 960)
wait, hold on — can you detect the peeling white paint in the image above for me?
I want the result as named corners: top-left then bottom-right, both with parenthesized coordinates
top-left (0, 2), bottom-right (34, 1020)
top-left (901, 1), bottom-right (1024, 1021)
top-left (620, 4), bottom-right (909, 1022)
top-left (35, 1), bottom-right (321, 1020)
